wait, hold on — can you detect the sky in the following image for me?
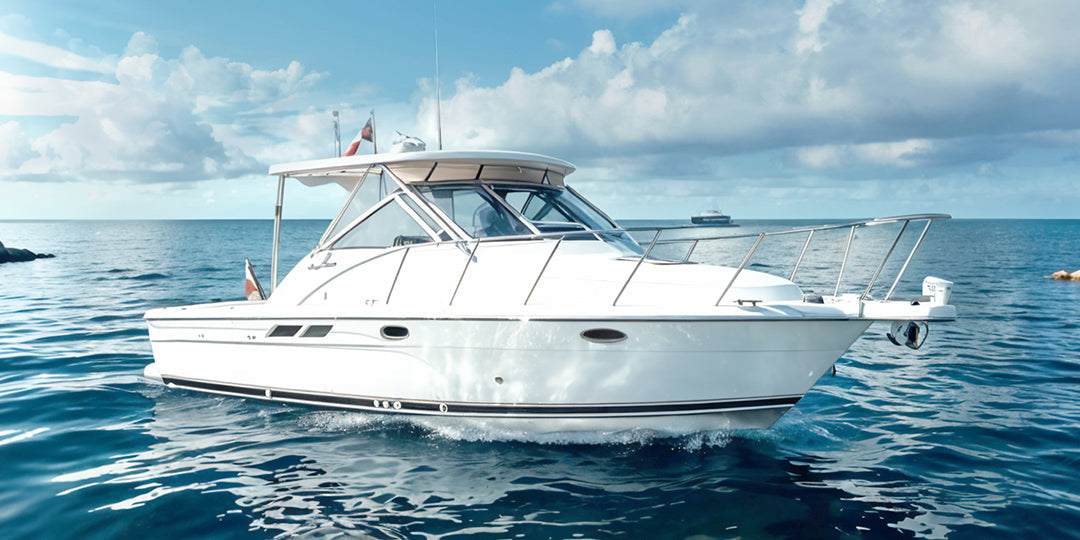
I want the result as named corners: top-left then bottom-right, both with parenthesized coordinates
top-left (2, 0), bottom-right (1080, 220)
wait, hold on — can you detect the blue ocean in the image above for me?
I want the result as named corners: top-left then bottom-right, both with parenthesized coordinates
top-left (1, 218), bottom-right (1079, 539)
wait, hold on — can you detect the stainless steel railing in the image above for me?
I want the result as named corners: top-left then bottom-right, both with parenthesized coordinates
top-left (299, 214), bottom-right (950, 308)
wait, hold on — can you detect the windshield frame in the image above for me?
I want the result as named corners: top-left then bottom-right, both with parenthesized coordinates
top-left (413, 181), bottom-right (542, 240)
top-left (490, 182), bottom-right (620, 232)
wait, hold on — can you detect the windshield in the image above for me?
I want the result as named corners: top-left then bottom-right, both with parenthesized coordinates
top-left (417, 185), bottom-right (533, 239)
top-left (497, 183), bottom-right (642, 255)
top-left (415, 182), bottom-right (642, 254)
top-left (495, 184), bottom-right (616, 232)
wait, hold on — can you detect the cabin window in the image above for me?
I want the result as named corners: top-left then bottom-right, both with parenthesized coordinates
top-left (418, 186), bottom-right (532, 239)
top-left (399, 195), bottom-right (452, 241)
top-left (332, 199), bottom-right (433, 249)
top-left (322, 172), bottom-right (393, 244)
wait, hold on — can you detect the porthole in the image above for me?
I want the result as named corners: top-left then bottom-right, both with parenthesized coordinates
top-left (380, 325), bottom-right (410, 340)
top-left (581, 328), bottom-right (627, 343)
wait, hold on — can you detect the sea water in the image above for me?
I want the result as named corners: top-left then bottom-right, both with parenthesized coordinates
top-left (1, 219), bottom-right (1079, 538)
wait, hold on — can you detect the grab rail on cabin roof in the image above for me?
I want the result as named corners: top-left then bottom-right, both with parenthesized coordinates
top-left (297, 214), bottom-right (950, 308)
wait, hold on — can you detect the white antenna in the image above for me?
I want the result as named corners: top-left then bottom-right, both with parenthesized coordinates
top-left (434, 0), bottom-right (443, 150)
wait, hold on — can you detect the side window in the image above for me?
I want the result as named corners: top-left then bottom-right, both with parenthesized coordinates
top-left (322, 172), bottom-right (389, 244)
top-left (400, 195), bottom-right (452, 241)
top-left (332, 199), bottom-right (432, 248)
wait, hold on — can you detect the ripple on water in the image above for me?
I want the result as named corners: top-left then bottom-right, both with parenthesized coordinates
top-left (1, 219), bottom-right (1079, 539)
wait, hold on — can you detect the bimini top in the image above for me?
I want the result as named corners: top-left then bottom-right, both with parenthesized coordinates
top-left (268, 150), bottom-right (576, 189)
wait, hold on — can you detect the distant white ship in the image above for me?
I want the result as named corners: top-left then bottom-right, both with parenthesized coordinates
top-left (691, 209), bottom-right (735, 226)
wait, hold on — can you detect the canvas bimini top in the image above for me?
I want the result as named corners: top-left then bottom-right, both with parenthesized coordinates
top-left (268, 150), bottom-right (576, 189)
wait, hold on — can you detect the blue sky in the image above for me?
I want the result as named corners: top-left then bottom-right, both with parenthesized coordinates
top-left (2, 0), bottom-right (1080, 220)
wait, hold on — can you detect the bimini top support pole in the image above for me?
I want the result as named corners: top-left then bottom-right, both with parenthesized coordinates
top-left (271, 174), bottom-right (285, 294)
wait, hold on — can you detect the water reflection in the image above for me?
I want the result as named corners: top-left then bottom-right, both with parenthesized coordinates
top-left (2, 219), bottom-right (1076, 538)
top-left (44, 387), bottom-right (995, 538)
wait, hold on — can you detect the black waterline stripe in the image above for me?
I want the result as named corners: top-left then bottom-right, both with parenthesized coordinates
top-left (162, 377), bottom-right (800, 417)
top-left (147, 316), bottom-right (855, 323)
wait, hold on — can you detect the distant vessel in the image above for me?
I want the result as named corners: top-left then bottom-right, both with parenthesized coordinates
top-left (691, 209), bottom-right (734, 226)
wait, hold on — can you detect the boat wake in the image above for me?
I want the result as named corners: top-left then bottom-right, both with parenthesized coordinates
top-left (298, 410), bottom-right (742, 450)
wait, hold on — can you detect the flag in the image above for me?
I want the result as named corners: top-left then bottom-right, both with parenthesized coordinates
top-left (361, 117), bottom-right (374, 142)
top-left (245, 259), bottom-right (265, 301)
top-left (343, 116), bottom-right (374, 157)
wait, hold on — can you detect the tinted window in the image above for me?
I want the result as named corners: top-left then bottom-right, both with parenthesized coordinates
top-left (333, 199), bottom-right (432, 248)
top-left (322, 172), bottom-right (393, 244)
top-left (499, 185), bottom-right (614, 230)
top-left (419, 186), bottom-right (532, 238)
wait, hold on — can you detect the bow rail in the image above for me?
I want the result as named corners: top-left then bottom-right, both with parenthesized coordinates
top-left (298, 214), bottom-right (951, 308)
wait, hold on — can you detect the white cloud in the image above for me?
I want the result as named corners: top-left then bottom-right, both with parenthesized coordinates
top-left (797, 139), bottom-right (936, 169)
top-left (795, 0), bottom-right (840, 54)
top-left (423, 0), bottom-right (1080, 183)
top-left (0, 121), bottom-right (37, 168)
top-left (588, 30), bottom-right (616, 56)
top-left (123, 31), bottom-right (159, 57)
top-left (0, 30), bottom-right (115, 73)
top-left (1, 28), bottom-right (323, 184)
top-left (6, 1), bottom-right (1080, 219)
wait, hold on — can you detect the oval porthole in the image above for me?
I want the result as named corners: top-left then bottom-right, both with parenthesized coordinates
top-left (380, 325), bottom-right (410, 340)
top-left (581, 328), bottom-right (627, 343)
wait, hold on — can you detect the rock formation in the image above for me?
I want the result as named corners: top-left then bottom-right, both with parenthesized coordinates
top-left (0, 240), bottom-right (55, 263)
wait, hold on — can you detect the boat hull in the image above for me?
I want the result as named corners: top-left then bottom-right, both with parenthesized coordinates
top-left (145, 316), bottom-right (871, 432)
top-left (690, 215), bottom-right (733, 225)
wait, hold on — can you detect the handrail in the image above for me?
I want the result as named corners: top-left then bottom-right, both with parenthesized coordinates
top-left (790, 230), bottom-right (815, 281)
top-left (715, 233), bottom-right (765, 306)
top-left (861, 220), bottom-right (909, 301)
top-left (885, 219), bottom-right (933, 301)
top-left (449, 240), bottom-right (480, 305)
top-left (613, 230), bottom-right (662, 306)
top-left (835, 225), bottom-right (857, 296)
top-left (295, 214), bottom-right (950, 308)
top-left (525, 238), bottom-right (563, 306)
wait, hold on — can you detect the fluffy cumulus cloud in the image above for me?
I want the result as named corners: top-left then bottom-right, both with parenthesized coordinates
top-left (428, 0), bottom-right (1080, 182)
top-left (5, 1), bottom-right (1080, 218)
top-left (0, 30), bottom-right (323, 184)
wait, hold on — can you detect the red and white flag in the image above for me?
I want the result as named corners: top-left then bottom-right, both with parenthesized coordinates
top-left (343, 116), bottom-right (375, 156)
top-left (245, 259), bottom-right (265, 301)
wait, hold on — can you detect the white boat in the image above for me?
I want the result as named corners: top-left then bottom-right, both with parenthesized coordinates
top-left (144, 150), bottom-right (956, 433)
top-left (691, 209), bottom-right (734, 226)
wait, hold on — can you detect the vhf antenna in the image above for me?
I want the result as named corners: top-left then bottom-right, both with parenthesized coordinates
top-left (434, 0), bottom-right (443, 150)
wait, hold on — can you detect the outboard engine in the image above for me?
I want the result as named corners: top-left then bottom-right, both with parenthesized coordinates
top-left (922, 276), bottom-right (953, 305)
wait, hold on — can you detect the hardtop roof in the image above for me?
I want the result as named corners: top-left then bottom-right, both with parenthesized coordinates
top-left (269, 150), bottom-right (576, 188)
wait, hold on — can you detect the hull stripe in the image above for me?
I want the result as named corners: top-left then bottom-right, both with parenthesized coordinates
top-left (147, 316), bottom-right (856, 323)
top-left (161, 377), bottom-right (801, 418)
